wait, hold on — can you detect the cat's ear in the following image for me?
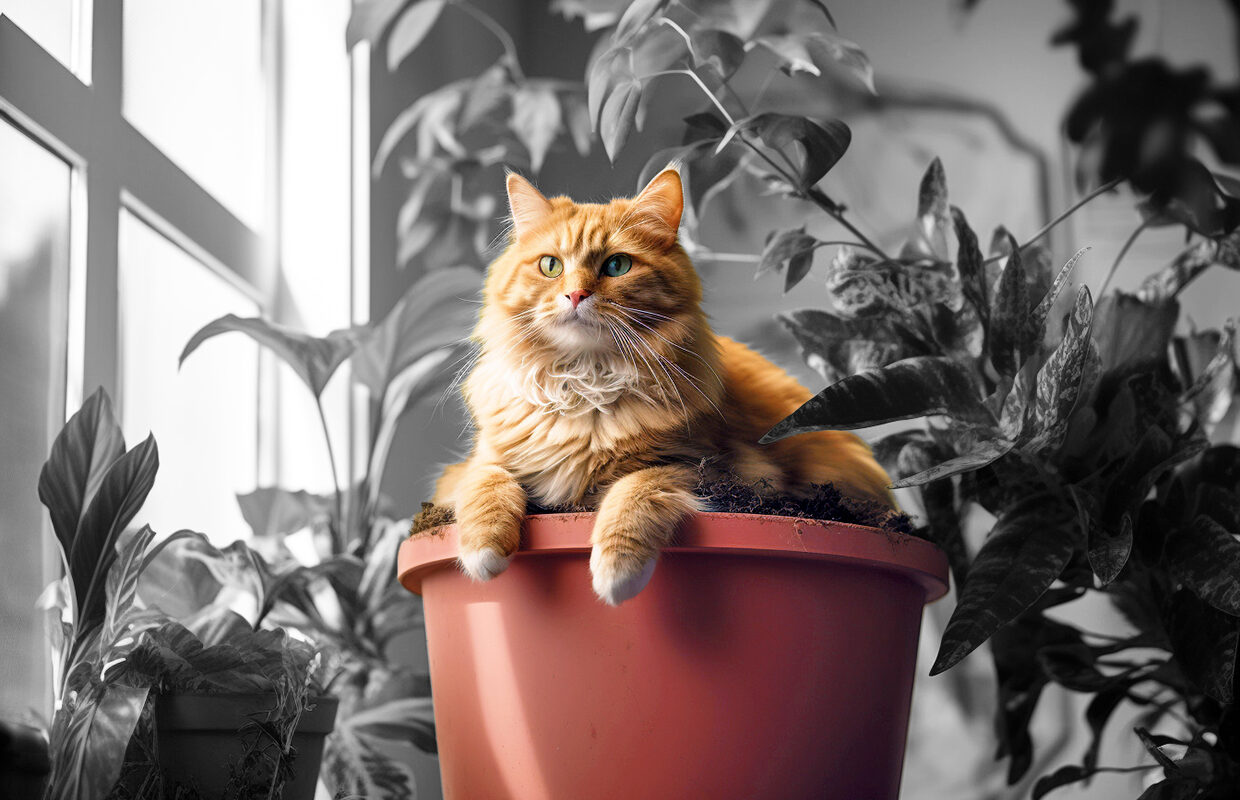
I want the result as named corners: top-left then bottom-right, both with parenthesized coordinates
top-left (506, 172), bottom-right (554, 238)
top-left (633, 166), bottom-right (684, 237)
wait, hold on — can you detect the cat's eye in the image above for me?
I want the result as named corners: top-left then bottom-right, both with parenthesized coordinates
top-left (538, 255), bottom-right (563, 278)
top-left (601, 253), bottom-right (632, 277)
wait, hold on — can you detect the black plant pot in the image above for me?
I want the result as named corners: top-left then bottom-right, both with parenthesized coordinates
top-left (155, 693), bottom-right (337, 799)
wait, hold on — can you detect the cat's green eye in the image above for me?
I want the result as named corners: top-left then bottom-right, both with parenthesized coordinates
top-left (538, 255), bottom-right (563, 278)
top-left (602, 253), bottom-right (632, 277)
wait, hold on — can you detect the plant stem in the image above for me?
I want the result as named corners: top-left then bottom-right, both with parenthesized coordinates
top-left (1099, 219), bottom-right (1150, 298)
top-left (454, 0), bottom-right (524, 80)
top-left (984, 177), bottom-right (1123, 265)
top-left (315, 399), bottom-right (345, 553)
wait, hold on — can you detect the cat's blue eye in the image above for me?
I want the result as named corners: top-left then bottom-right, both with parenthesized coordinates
top-left (602, 253), bottom-right (632, 277)
top-left (539, 255), bottom-right (563, 278)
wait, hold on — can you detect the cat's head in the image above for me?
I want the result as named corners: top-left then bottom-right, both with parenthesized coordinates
top-left (479, 167), bottom-right (705, 359)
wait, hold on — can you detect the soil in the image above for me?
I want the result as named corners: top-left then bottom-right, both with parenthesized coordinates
top-left (409, 462), bottom-right (911, 537)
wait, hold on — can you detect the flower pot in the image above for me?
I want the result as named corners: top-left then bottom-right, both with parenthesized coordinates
top-left (154, 692), bottom-right (338, 799)
top-left (398, 511), bottom-right (948, 800)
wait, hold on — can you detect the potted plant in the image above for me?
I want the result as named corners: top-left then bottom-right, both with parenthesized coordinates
top-left (179, 270), bottom-right (477, 796)
top-left (37, 389), bottom-right (336, 799)
top-left (361, 0), bottom-right (1240, 797)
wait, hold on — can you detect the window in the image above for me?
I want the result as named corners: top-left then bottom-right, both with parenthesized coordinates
top-left (0, 0), bottom-right (358, 718)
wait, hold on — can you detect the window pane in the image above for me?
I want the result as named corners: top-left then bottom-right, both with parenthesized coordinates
top-left (0, 121), bottom-right (71, 719)
top-left (119, 211), bottom-right (260, 544)
top-left (0, 0), bottom-right (76, 71)
top-left (123, 0), bottom-right (265, 229)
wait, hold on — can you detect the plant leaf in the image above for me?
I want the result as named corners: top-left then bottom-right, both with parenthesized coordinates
top-left (989, 236), bottom-right (1033, 376)
top-left (906, 158), bottom-right (950, 262)
top-left (951, 207), bottom-right (988, 322)
top-left (761, 356), bottom-right (987, 442)
top-left (180, 315), bottom-right (356, 399)
top-left (72, 434), bottom-right (159, 639)
top-left (778, 309), bottom-right (917, 384)
top-left (931, 502), bottom-right (1076, 674)
top-left (386, 0), bottom-right (447, 70)
top-left (38, 388), bottom-right (127, 587)
top-left (1033, 285), bottom-right (1096, 444)
top-left (757, 227), bottom-right (818, 288)
top-left (347, 697), bottom-right (437, 753)
top-left (1167, 589), bottom-right (1238, 704)
top-left (237, 488), bottom-right (333, 542)
top-left (510, 84), bottom-right (562, 172)
top-left (889, 438), bottom-right (1013, 488)
top-left (346, 0), bottom-right (414, 49)
top-left (1167, 514), bottom-right (1240, 616)
top-left (719, 113), bottom-right (850, 189)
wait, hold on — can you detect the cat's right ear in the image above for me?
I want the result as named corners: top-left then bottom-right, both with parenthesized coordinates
top-left (506, 172), bottom-right (554, 239)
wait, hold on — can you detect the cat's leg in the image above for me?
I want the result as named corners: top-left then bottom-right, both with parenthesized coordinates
top-left (590, 464), bottom-right (699, 605)
top-left (452, 458), bottom-right (527, 581)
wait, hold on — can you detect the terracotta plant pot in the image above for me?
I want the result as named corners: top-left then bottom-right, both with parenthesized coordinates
top-left (398, 511), bottom-right (948, 800)
top-left (155, 692), bottom-right (338, 799)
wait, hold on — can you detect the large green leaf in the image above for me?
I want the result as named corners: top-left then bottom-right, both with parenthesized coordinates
top-left (931, 503), bottom-right (1076, 674)
top-left (760, 356), bottom-right (987, 442)
top-left (1092, 292), bottom-right (1177, 378)
top-left (324, 727), bottom-right (418, 799)
top-left (180, 315), bottom-right (356, 399)
top-left (38, 388), bottom-right (126, 574)
top-left (951, 207), bottom-right (988, 323)
top-left (71, 434), bottom-right (159, 639)
top-left (903, 158), bottom-right (950, 262)
top-left (1168, 515), bottom-right (1240, 616)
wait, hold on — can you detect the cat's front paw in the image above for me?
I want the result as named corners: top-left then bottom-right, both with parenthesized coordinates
top-left (589, 546), bottom-right (658, 606)
top-left (458, 544), bottom-right (512, 582)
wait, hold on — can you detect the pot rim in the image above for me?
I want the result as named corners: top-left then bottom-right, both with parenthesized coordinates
top-left (399, 511), bottom-right (949, 603)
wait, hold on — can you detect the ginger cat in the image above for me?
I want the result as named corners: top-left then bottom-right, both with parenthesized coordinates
top-left (432, 167), bottom-right (893, 605)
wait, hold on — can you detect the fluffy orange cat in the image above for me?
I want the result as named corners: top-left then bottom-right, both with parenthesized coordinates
top-left (432, 167), bottom-right (893, 605)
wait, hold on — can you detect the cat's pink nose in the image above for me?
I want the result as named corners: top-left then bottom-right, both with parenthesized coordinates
top-left (567, 289), bottom-right (592, 309)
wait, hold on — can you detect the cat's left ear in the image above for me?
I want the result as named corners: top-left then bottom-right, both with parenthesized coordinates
top-left (633, 166), bottom-right (684, 237)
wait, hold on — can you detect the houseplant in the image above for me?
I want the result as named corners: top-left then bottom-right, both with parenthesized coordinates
top-left (37, 389), bottom-right (334, 799)
top-left (363, 0), bottom-right (1240, 796)
top-left (179, 269), bottom-right (477, 796)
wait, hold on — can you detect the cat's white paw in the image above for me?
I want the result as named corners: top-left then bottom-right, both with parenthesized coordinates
top-left (590, 549), bottom-right (657, 606)
top-left (458, 546), bottom-right (511, 582)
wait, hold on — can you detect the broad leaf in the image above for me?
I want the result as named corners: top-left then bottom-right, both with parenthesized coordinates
top-left (761, 356), bottom-right (987, 442)
top-left (778, 309), bottom-right (916, 384)
top-left (510, 84), bottom-right (562, 172)
top-left (1167, 589), bottom-right (1238, 704)
top-left (237, 488), bottom-right (333, 542)
top-left (931, 502), bottom-right (1076, 674)
top-left (719, 113), bottom-right (850, 188)
top-left (989, 236), bottom-right (1033, 376)
top-left (47, 683), bottom-right (150, 800)
top-left (350, 267), bottom-right (479, 401)
top-left (72, 435), bottom-right (159, 639)
top-left (889, 438), bottom-right (1013, 488)
top-left (904, 158), bottom-right (950, 262)
top-left (386, 0), bottom-right (447, 70)
top-left (1093, 292), bottom-right (1177, 378)
top-left (38, 388), bottom-right (126, 582)
top-left (347, 697), bottom-right (437, 753)
top-left (324, 727), bottom-right (418, 799)
top-left (1033, 285), bottom-right (1096, 445)
top-left (180, 315), bottom-right (356, 399)
top-left (346, 0), bottom-right (414, 49)
top-left (951, 207), bottom-right (988, 322)
top-left (1167, 515), bottom-right (1240, 616)
top-left (757, 227), bottom-right (818, 290)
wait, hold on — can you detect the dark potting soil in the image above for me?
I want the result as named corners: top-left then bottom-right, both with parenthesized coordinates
top-left (409, 462), bottom-right (911, 537)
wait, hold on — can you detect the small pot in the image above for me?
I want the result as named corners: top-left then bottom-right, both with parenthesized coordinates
top-left (155, 692), bottom-right (337, 799)
top-left (398, 511), bottom-right (948, 800)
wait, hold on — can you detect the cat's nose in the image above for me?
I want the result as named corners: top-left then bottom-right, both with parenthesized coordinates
top-left (567, 289), bottom-right (592, 309)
